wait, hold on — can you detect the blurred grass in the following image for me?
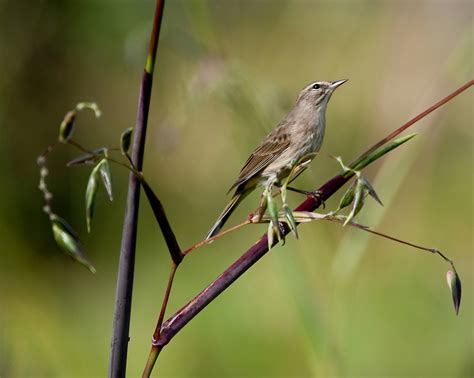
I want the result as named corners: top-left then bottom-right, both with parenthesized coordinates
top-left (0, 0), bottom-right (472, 376)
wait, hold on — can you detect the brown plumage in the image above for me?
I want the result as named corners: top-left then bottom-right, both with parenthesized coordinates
top-left (206, 79), bottom-right (347, 240)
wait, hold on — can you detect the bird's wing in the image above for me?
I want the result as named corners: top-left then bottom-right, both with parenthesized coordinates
top-left (228, 131), bottom-right (290, 193)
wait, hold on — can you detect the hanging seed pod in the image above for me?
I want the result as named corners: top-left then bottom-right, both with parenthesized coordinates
top-left (58, 110), bottom-right (77, 143)
top-left (446, 270), bottom-right (462, 315)
top-left (50, 214), bottom-right (96, 273)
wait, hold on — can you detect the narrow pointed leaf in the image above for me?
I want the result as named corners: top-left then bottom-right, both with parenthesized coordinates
top-left (67, 147), bottom-right (107, 167)
top-left (67, 153), bottom-right (96, 167)
top-left (98, 159), bottom-right (113, 201)
top-left (360, 176), bottom-right (383, 206)
top-left (344, 180), bottom-right (365, 226)
top-left (351, 134), bottom-right (417, 173)
top-left (337, 180), bottom-right (356, 211)
top-left (50, 215), bottom-right (96, 273)
top-left (267, 222), bottom-right (274, 251)
top-left (283, 205), bottom-right (298, 239)
top-left (120, 127), bottom-right (134, 155)
top-left (353, 190), bottom-right (366, 217)
top-left (266, 192), bottom-right (282, 244)
top-left (446, 270), bottom-right (462, 315)
top-left (266, 191), bottom-right (279, 228)
top-left (59, 110), bottom-right (77, 143)
top-left (85, 165), bottom-right (100, 233)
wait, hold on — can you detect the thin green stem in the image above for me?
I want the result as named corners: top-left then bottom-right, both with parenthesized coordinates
top-left (143, 262), bottom-right (178, 377)
top-left (143, 346), bottom-right (162, 378)
top-left (155, 262), bottom-right (178, 338)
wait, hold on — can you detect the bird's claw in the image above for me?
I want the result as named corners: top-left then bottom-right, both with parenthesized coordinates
top-left (310, 190), bottom-right (326, 209)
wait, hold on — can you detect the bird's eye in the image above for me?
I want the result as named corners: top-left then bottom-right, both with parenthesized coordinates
top-left (312, 83), bottom-right (321, 90)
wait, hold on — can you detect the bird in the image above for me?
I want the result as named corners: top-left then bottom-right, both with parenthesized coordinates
top-left (206, 79), bottom-right (347, 240)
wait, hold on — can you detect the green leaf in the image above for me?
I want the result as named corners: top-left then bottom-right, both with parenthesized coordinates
top-left (283, 205), bottom-right (298, 239)
top-left (120, 127), bottom-right (134, 155)
top-left (266, 191), bottom-right (282, 244)
top-left (266, 191), bottom-right (279, 229)
top-left (50, 215), bottom-right (96, 273)
top-left (267, 222), bottom-right (274, 251)
top-left (58, 110), bottom-right (77, 143)
top-left (85, 164), bottom-right (100, 233)
top-left (350, 134), bottom-right (417, 174)
top-left (337, 180), bottom-right (356, 211)
top-left (446, 270), bottom-right (462, 315)
top-left (344, 179), bottom-right (365, 226)
top-left (98, 159), bottom-right (113, 201)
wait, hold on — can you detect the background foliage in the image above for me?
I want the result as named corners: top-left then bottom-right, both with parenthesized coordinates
top-left (0, 0), bottom-right (472, 376)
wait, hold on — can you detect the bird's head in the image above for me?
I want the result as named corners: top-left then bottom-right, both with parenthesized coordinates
top-left (296, 79), bottom-right (347, 107)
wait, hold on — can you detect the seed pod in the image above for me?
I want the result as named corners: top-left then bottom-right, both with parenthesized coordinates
top-left (267, 222), bottom-right (274, 251)
top-left (59, 110), bottom-right (77, 143)
top-left (337, 180), bottom-right (356, 211)
top-left (446, 270), bottom-right (462, 315)
top-left (283, 205), bottom-right (298, 239)
top-left (50, 214), bottom-right (96, 273)
top-left (266, 191), bottom-right (279, 229)
top-left (98, 159), bottom-right (113, 201)
top-left (120, 127), bottom-right (134, 155)
top-left (85, 164), bottom-right (100, 233)
top-left (344, 179), bottom-right (365, 226)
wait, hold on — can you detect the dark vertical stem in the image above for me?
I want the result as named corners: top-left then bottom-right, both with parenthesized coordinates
top-left (109, 0), bottom-right (165, 376)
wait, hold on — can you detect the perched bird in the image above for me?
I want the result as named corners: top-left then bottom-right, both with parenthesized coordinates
top-left (206, 79), bottom-right (347, 240)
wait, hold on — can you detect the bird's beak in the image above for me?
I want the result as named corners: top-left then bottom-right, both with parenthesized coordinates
top-left (330, 79), bottom-right (348, 89)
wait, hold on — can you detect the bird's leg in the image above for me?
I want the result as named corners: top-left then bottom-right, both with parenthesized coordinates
top-left (275, 184), bottom-right (326, 209)
top-left (264, 178), bottom-right (285, 248)
top-left (253, 193), bottom-right (268, 223)
top-left (278, 177), bottom-right (298, 239)
top-left (280, 185), bottom-right (326, 209)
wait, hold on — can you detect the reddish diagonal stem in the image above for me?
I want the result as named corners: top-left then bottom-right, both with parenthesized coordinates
top-left (155, 80), bottom-right (472, 349)
top-left (354, 80), bottom-right (473, 164)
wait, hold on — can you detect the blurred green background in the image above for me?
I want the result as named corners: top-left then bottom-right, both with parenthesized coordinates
top-left (1, 0), bottom-right (472, 376)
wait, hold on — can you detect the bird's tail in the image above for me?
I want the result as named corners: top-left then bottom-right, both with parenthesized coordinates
top-left (206, 191), bottom-right (248, 240)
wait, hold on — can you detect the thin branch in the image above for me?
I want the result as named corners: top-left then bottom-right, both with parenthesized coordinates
top-left (183, 220), bottom-right (252, 256)
top-left (154, 263), bottom-right (178, 339)
top-left (142, 262), bottom-right (178, 376)
top-left (326, 216), bottom-right (442, 255)
top-left (140, 180), bottom-right (183, 264)
top-left (324, 215), bottom-right (459, 280)
top-left (153, 80), bottom-right (472, 351)
top-left (68, 140), bottom-right (135, 173)
top-left (109, 0), bottom-right (166, 376)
